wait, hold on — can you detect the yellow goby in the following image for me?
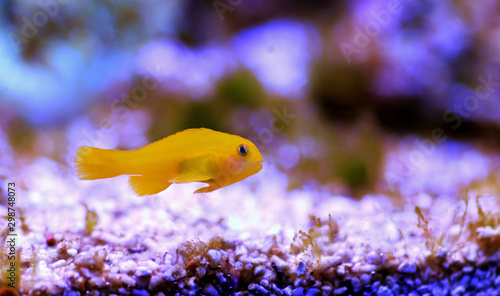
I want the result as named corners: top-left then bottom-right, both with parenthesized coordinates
top-left (74, 128), bottom-right (263, 196)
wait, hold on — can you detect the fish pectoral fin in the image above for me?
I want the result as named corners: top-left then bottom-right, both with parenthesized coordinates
top-left (169, 156), bottom-right (214, 183)
top-left (194, 186), bottom-right (215, 194)
top-left (129, 176), bottom-right (171, 196)
top-left (194, 184), bottom-right (219, 194)
top-left (193, 180), bottom-right (221, 194)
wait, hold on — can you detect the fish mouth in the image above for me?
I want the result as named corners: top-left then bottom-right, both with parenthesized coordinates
top-left (233, 161), bottom-right (262, 180)
top-left (250, 161), bottom-right (263, 173)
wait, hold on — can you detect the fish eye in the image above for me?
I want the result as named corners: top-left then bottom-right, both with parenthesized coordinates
top-left (238, 144), bottom-right (248, 157)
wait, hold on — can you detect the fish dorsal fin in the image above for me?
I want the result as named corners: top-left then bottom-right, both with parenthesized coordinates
top-left (129, 176), bottom-right (171, 196)
top-left (179, 127), bottom-right (214, 133)
top-left (138, 128), bottom-right (218, 153)
top-left (169, 156), bottom-right (214, 183)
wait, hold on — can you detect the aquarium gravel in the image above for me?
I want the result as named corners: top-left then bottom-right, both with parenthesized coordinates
top-left (2, 137), bottom-right (500, 295)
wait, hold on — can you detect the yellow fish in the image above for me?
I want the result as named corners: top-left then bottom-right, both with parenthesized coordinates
top-left (74, 128), bottom-right (263, 196)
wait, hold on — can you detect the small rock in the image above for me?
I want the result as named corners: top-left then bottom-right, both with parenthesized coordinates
top-left (460, 275), bottom-right (470, 286)
top-left (432, 286), bottom-right (447, 296)
top-left (196, 266), bottom-right (206, 278)
top-left (470, 277), bottom-right (480, 289)
top-left (376, 286), bottom-right (393, 296)
top-left (271, 255), bottom-right (288, 269)
top-left (385, 276), bottom-right (394, 286)
top-left (305, 288), bottom-right (321, 296)
top-left (367, 251), bottom-right (385, 265)
top-left (283, 286), bottom-right (293, 296)
top-left (135, 266), bottom-right (152, 277)
top-left (336, 265), bottom-right (345, 276)
top-left (67, 249), bottom-right (78, 256)
top-left (255, 265), bottom-right (266, 277)
top-left (405, 278), bottom-right (414, 287)
top-left (132, 290), bottom-right (149, 296)
top-left (51, 259), bottom-right (67, 268)
top-left (475, 267), bottom-right (487, 279)
top-left (292, 287), bottom-right (304, 296)
top-left (295, 261), bottom-right (306, 276)
top-left (215, 272), bottom-right (227, 284)
top-left (451, 285), bottom-right (465, 296)
top-left (85, 292), bottom-right (98, 296)
top-left (477, 226), bottom-right (500, 238)
top-left (494, 275), bottom-right (500, 286)
top-left (353, 264), bottom-right (377, 273)
top-left (334, 287), bottom-right (347, 295)
top-left (199, 257), bottom-right (206, 265)
top-left (119, 260), bottom-right (137, 274)
top-left (187, 277), bottom-right (198, 289)
top-left (351, 277), bottom-right (361, 292)
top-left (249, 283), bottom-right (269, 295)
top-left (448, 224), bottom-right (461, 237)
top-left (219, 249), bottom-right (228, 259)
top-left (294, 278), bottom-right (304, 287)
top-left (271, 283), bottom-right (284, 296)
top-left (391, 283), bottom-right (400, 294)
top-left (417, 285), bottom-right (430, 293)
top-left (120, 276), bottom-right (136, 287)
top-left (207, 249), bottom-right (221, 267)
top-left (360, 273), bottom-right (371, 285)
top-left (57, 241), bottom-right (71, 254)
top-left (461, 244), bottom-right (478, 262)
top-left (172, 268), bottom-right (186, 279)
top-left (321, 286), bottom-right (332, 295)
top-left (260, 279), bottom-right (270, 288)
top-left (144, 260), bottom-right (160, 271)
top-left (462, 266), bottom-right (474, 273)
top-left (235, 245), bottom-right (248, 256)
top-left (397, 261), bottom-right (417, 274)
top-left (204, 284), bottom-right (219, 296)
top-left (319, 255), bottom-right (342, 268)
top-left (89, 276), bottom-right (105, 288)
top-left (148, 275), bottom-right (163, 290)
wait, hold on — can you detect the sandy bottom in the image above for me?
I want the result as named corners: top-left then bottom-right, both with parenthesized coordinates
top-left (1, 138), bottom-right (500, 295)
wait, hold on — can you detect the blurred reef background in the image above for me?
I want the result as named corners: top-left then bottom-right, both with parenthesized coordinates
top-left (1, 0), bottom-right (500, 295)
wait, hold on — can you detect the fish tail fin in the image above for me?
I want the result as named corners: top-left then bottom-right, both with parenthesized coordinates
top-left (74, 146), bottom-right (125, 180)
